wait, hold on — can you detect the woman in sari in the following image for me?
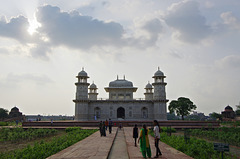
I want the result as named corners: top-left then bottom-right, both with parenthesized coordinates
top-left (138, 124), bottom-right (151, 158)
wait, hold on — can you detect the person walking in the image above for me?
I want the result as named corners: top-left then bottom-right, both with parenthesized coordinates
top-left (133, 124), bottom-right (138, 147)
top-left (105, 119), bottom-right (109, 130)
top-left (99, 121), bottom-right (103, 137)
top-left (109, 119), bottom-right (113, 134)
top-left (119, 123), bottom-right (122, 130)
top-left (138, 124), bottom-right (151, 158)
top-left (153, 120), bottom-right (162, 158)
top-left (101, 121), bottom-right (106, 136)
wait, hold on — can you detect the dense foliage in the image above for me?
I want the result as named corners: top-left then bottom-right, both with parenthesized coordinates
top-left (0, 108), bottom-right (8, 120)
top-left (149, 130), bottom-right (235, 159)
top-left (236, 105), bottom-right (240, 115)
top-left (190, 127), bottom-right (240, 147)
top-left (168, 97), bottom-right (196, 120)
top-left (0, 121), bottom-right (21, 126)
top-left (221, 121), bottom-right (240, 127)
top-left (160, 127), bottom-right (176, 133)
top-left (210, 112), bottom-right (223, 121)
top-left (65, 127), bottom-right (82, 132)
top-left (0, 128), bottom-right (57, 142)
top-left (0, 121), bottom-right (8, 126)
top-left (0, 128), bottom-right (97, 159)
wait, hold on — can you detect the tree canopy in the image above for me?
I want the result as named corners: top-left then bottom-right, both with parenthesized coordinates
top-left (210, 112), bottom-right (222, 121)
top-left (168, 97), bottom-right (196, 120)
top-left (236, 105), bottom-right (240, 115)
top-left (0, 108), bottom-right (9, 120)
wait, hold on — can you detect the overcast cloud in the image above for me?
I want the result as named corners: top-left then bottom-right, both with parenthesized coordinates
top-left (164, 1), bottom-right (212, 43)
top-left (0, 0), bottom-right (240, 115)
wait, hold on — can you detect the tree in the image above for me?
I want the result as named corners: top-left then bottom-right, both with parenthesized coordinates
top-left (236, 105), bottom-right (240, 116)
top-left (0, 108), bottom-right (9, 120)
top-left (185, 115), bottom-right (201, 121)
top-left (210, 112), bottom-right (222, 121)
top-left (168, 97), bottom-right (196, 120)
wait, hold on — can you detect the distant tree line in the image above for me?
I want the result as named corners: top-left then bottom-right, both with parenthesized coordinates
top-left (0, 108), bottom-right (9, 120)
top-left (168, 97), bottom-right (240, 121)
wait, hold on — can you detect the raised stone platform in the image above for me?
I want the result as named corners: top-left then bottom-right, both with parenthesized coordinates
top-left (22, 120), bottom-right (220, 129)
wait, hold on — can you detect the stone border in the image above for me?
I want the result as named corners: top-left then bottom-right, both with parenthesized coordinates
top-left (107, 128), bottom-right (119, 159)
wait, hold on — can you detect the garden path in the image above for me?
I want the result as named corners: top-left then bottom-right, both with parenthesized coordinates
top-left (47, 127), bottom-right (193, 159)
top-left (47, 127), bottom-right (117, 159)
top-left (124, 127), bottom-right (193, 159)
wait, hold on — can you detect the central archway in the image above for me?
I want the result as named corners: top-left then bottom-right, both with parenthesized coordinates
top-left (117, 107), bottom-right (125, 119)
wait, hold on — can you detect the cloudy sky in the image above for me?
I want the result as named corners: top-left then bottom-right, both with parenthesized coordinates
top-left (0, 0), bottom-right (240, 116)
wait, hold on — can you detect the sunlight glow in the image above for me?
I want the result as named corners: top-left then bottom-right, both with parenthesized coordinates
top-left (28, 18), bottom-right (40, 35)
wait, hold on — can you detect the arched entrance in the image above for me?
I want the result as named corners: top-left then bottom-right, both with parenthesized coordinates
top-left (94, 107), bottom-right (101, 119)
top-left (141, 107), bottom-right (148, 118)
top-left (117, 107), bottom-right (125, 119)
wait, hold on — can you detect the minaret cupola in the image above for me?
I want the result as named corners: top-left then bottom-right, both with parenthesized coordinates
top-left (144, 82), bottom-right (153, 100)
top-left (89, 82), bottom-right (98, 100)
top-left (77, 68), bottom-right (89, 83)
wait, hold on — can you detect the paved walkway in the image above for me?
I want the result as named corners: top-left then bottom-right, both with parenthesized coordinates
top-left (108, 128), bottom-right (129, 159)
top-left (124, 127), bottom-right (193, 159)
top-left (47, 127), bottom-right (192, 159)
top-left (47, 127), bottom-right (117, 159)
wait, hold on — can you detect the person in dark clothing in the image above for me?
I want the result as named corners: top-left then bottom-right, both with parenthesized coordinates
top-left (101, 121), bottom-right (106, 136)
top-left (109, 119), bottom-right (113, 134)
top-left (99, 121), bottom-right (103, 136)
top-left (119, 123), bottom-right (122, 130)
top-left (133, 124), bottom-right (139, 147)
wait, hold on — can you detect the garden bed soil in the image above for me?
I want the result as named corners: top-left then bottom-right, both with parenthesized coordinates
top-left (0, 130), bottom-right (66, 153)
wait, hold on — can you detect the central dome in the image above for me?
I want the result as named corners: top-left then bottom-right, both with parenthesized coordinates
top-left (109, 79), bottom-right (133, 88)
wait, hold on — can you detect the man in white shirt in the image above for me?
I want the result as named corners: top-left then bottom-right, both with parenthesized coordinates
top-left (153, 120), bottom-right (162, 158)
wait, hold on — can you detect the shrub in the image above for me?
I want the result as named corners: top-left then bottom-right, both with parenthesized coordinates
top-left (0, 128), bottom-right (57, 142)
top-left (190, 127), bottom-right (240, 147)
top-left (160, 127), bottom-right (176, 133)
top-left (149, 130), bottom-right (235, 159)
top-left (0, 122), bottom-right (8, 126)
top-left (65, 127), bottom-right (82, 133)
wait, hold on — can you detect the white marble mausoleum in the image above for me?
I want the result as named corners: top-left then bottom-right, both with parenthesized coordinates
top-left (73, 68), bottom-right (168, 121)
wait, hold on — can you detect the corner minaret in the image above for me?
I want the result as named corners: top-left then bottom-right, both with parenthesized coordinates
top-left (89, 82), bottom-right (98, 100)
top-left (144, 82), bottom-right (153, 100)
top-left (152, 67), bottom-right (167, 120)
top-left (152, 67), bottom-right (166, 100)
top-left (74, 68), bottom-right (90, 121)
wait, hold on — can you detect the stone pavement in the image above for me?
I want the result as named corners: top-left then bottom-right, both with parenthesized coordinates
top-left (124, 127), bottom-right (193, 159)
top-left (47, 127), bottom-right (117, 159)
top-left (47, 127), bottom-right (193, 159)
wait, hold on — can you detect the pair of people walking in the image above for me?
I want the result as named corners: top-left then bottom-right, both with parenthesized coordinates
top-left (99, 121), bottom-right (106, 137)
top-left (133, 120), bottom-right (162, 158)
top-left (99, 119), bottom-right (113, 136)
